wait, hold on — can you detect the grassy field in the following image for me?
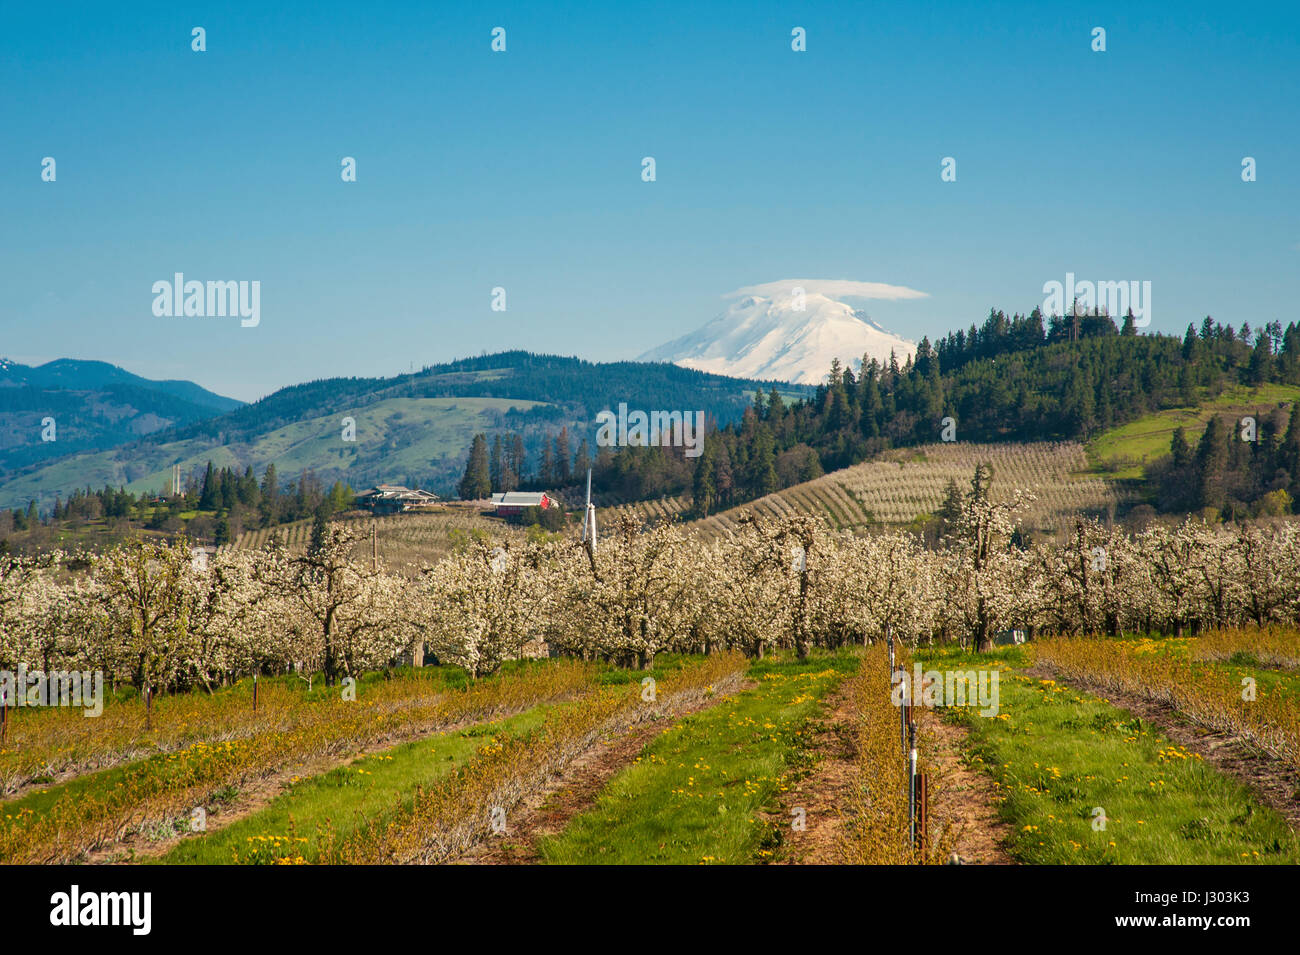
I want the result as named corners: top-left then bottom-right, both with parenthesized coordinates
top-left (537, 651), bottom-right (858, 864)
top-left (1086, 383), bottom-right (1300, 480)
top-left (0, 659), bottom-right (572, 794)
top-left (0, 661), bottom-right (600, 863)
top-left (159, 706), bottom-right (554, 864)
top-left (7, 629), bottom-right (1300, 866)
top-left (920, 644), bottom-right (1300, 864)
top-left (163, 656), bottom-right (742, 864)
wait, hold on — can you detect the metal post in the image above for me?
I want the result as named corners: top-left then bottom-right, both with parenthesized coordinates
top-left (917, 772), bottom-right (929, 857)
top-left (0, 688), bottom-right (7, 745)
top-left (908, 722), bottom-right (918, 850)
top-left (896, 666), bottom-right (906, 750)
top-left (900, 666), bottom-right (911, 752)
top-left (253, 672), bottom-right (259, 712)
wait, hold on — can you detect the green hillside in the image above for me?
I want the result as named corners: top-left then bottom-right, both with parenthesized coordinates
top-left (0, 396), bottom-right (548, 508)
top-left (0, 352), bottom-right (794, 511)
top-left (1086, 383), bottom-right (1300, 480)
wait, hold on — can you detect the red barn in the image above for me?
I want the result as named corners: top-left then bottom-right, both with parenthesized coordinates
top-left (491, 491), bottom-right (554, 518)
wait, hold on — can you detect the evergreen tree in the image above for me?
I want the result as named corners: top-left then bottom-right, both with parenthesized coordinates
top-left (573, 438), bottom-right (591, 480)
top-left (1248, 333), bottom-right (1273, 385)
top-left (937, 477), bottom-right (963, 536)
top-left (509, 434), bottom-right (526, 488)
top-left (693, 438), bottom-right (718, 516)
top-left (1281, 404), bottom-right (1300, 503)
top-left (539, 442), bottom-right (555, 487)
top-left (198, 461), bottom-right (217, 510)
top-left (555, 427), bottom-right (572, 485)
top-left (746, 430), bottom-right (779, 498)
top-left (1170, 427), bottom-right (1192, 471)
top-left (259, 464), bottom-right (279, 527)
top-left (489, 435), bottom-right (505, 493)
top-left (458, 434), bottom-right (492, 500)
top-left (238, 465), bottom-right (260, 507)
top-left (1194, 416), bottom-right (1231, 513)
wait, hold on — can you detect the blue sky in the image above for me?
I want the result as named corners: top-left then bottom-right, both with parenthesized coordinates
top-left (2, 0), bottom-right (1296, 402)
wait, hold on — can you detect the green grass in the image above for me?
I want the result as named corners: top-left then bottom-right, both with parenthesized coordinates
top-left (0, 658), bottom-right (566, 817)
top-left (1086, 383), bottom-right (1300, 479)
top-left (157, 706), bottom-right (553, 864)
top-left (916, 645), bottom-right (1300, 864)
top-left (537, 650), bottom-right (859, 865)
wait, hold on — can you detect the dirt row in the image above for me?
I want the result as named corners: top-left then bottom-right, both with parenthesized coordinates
top-left (770, 679), bottom-right (1014, 865)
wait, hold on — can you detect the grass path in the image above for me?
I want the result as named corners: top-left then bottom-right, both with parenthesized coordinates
top-left (158, 707), bottom-right (552, 864)
top-left (767, 676), bottom-right (859, 863)
top-left (459, 675), bottom-right (750, 863)
top-left (536, 651), bottom-right (859, 865)
top-left (919, 646), bottom-right (1300, 864)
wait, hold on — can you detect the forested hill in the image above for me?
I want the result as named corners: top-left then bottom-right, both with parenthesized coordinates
top-left (0, 353), bottom-right (808, 511)
top-left (575, 309), bottom-right (1300, 515)
top-left (0, 358), bottom-right (243, 471)
top-left (156, 352), bottom-right (804, 446)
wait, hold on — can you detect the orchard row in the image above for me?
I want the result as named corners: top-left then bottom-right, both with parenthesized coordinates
top-left (3, 484), bottom-right (1300, 692)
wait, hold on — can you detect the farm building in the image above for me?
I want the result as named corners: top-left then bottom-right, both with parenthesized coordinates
top-left (354, 484), bottom-right (441, 514)
top-left (190, 544), bottom-right (216, 572)
top-left (490, 491), bottom-right (555, 518)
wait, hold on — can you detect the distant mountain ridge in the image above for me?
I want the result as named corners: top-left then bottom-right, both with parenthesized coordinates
top-left (0, 358), bottom-right (241, 412)
top-left (0, 358), bottom-right (243, 474)
top-left (0, 352), bottom-right (811, 511)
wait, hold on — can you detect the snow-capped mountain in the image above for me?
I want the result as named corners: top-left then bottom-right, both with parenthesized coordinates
top-left (639, 287), bottom-right (917, 385)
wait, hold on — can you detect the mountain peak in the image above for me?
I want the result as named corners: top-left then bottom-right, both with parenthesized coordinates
top-left (640, 285), bottom-right (918, 385)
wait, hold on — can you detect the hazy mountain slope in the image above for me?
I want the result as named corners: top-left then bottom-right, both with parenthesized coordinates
top-left (0, 358), bottom-right (244, 473)
top-left (0, 353), bottom-right (806, 510)
top-left (0, 358), bottom-right (241, 412)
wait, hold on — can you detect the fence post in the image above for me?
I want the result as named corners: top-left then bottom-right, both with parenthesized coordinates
top-left (897, 667), bottom-right (907, 750)
top-left (0, 687), bottom-right (7, 745)
top-left (916, 772), bottom-right (929, 858)
top-left (908, 721), bottom-right (918, 852)
top-left (901, 664), bottom-right (913, 753)
top-left (253, 672), bottom-right (259, 713)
